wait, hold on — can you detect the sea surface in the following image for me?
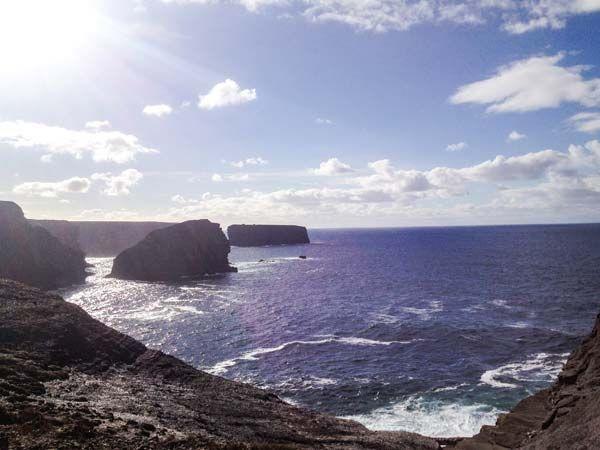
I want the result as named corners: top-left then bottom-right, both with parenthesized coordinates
top-left (63, 225), bottom-right (600, 437)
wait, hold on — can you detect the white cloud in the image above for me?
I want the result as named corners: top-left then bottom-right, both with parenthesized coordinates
top-left (198, 79), bottom-right (257, 110)
top-left (211, 172), bottom-right (250, 182)
top-left (74, 208), bottom-right (142, 221)
top-left (507, 130), bottom-right (527, 141)
top-left (85, 120), bottom-right (111, 130)
top-left (40, 154), bottom-right (53, 163)
top-left (13, 177), bottom-right (91, 198)
top-left (229, 156), bottom-right (269, 168)
top-left (143, 104), bottom-right (174, 117)
top-left (446, 141), bottom-right (468, 152)
top-left (158, 0), bottom-right (600, 34)
top-left (316, 117), bottom-right (334, 125)
top-left (313, 157), bottom-right (354, 175)
top-left (569, 111), bottom-right (600, 133)
top-left (450, 53), bottom-right (600, 113)
top-left (0, 121), bottom-right (158, 164)
top-left (91, 169), bottom-right (144, 196)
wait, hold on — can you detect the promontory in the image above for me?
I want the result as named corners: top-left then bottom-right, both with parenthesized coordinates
top-left (228, 224), bottom-right (310, 247)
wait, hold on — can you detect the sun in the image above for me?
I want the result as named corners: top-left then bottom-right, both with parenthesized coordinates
top-left (0, 0), bottom-right (99, 69)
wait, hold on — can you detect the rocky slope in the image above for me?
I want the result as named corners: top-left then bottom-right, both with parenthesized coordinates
top-left (455, 312), bottom-right (600, 449)
top-left (0, 202), bottom-right (87, 290)
top-left (0, 279), bottom-right (439, 449)
top-left (110, 220), bottom-right (237, 282)
top-left (32, 220), bottom-right (172, 256)
top-left (228, 224), bottom-right (310, 247)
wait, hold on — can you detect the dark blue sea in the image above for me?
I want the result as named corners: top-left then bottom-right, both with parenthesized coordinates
top-left (64, 225), bottom-right (600, 437)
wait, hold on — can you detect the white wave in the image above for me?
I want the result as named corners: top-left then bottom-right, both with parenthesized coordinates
top-left (207, 336), bottom-right (411, 375)
top-left (431, 383), bottom-right (469, 393)
top-left (400, 300), bottom-right (443, 320)
top-left (342, 396), bottom-right (503, 438)
top-left (492, 299), bottom-right (511, 309)
top-left (174, 305), bottom-right (205, 315)
top-left (480, 352), bottom-right (569, 389)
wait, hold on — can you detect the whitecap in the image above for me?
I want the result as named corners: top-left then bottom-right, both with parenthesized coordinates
top-left (480, 352), bottom-right (569, 389)
top-left (342, 395), bottom-right (503, 437)
top-left (207, 336), bottom-right (410, 375)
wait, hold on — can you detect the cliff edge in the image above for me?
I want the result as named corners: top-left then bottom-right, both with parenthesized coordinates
top-left (228, 224), bottom-right (310, 247)
top-left (0, 201), bottom-right (87, 290)
top-left (456, 312), bottom-right (600, 449)
top-left (0, 279), bottom-right (438, 449)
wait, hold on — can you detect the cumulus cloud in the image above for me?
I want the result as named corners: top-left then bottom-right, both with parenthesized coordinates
top-left (198, 79), bottom-right (257, 110)
top-left (13, 177), bottom-right (91, 198)
top-left (163, 141), bottom-right (600, 225)
top-left (85, 120), bottom-right (111, 130)
top-left (507, 130), bottom-right (527, 142)
top-left (229, 157), bottom-right (269, 168)
top-left (143, 104), bottom-right (174, 117)
top-left (0, 121), bottom-right (158, 164)
top-left (569, 111), bottom-right (600, 133)
top-left (446, 142), bottom-right (468, 152)
top-left (450, 53), bottom-right (600, 113)
top-left (158, 0), bottom-right (600, 34)
top-left (211, 172), bottom-right (250, 182)
top-left (91, 169), bottom-right (144, 196)
top-left (313, 158), bottom-right (354, 175)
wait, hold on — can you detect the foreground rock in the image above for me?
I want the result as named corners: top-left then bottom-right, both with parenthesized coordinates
top-left (31, 220), bottom-right (172, 256)
top-left (0, 201), bottom-right (87, 290)
top-left (455, 313), bottom-right (600, 449)
top-left (228, 224), bottom-right (310, 247)
top-left (110, 220), bottom-right (237, 282)
top-left (0, 280), bottom-right (439, 449)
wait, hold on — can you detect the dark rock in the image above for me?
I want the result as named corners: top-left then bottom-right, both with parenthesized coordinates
top-left (109, 220), bottom-right (237, 282)
top-left (299, 255), bottom-right (307, 259)
top-left (0, 280), bottom-right (439, 449)
top-left (29, 219), bottom-right (82, 252)
top-left (228, 224), bottom-right (310, 247)
top-left (455, 312), bottom-right (600, 449)
top-left (0, 201), bottom-right (87, 290)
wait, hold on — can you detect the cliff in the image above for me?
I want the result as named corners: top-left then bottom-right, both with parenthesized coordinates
top-left (228, 224), bottom-right (310, 247)
top-left (456, 313), bottom-right (600, 449)
top-left (109, 220), bottom-right (237, 282)
top-left (0, 279), bottom-right (439, 449)
top-left (32, 220), bottom-right (172, 257)
top-left (0, 202), bottom-right (87, 290)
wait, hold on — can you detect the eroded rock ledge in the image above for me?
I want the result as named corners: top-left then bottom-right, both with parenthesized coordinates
top-left (0, 280), bottom-right (438, 449)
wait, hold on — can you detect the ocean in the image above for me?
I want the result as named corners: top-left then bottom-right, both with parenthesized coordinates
top-left (63, 224), bottom-right (600, 438)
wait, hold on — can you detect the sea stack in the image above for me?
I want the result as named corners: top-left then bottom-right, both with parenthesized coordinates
top-left (109, 220), bottom-right (236, 281)
top-left (0, 201), bottom-right (87, 290)
top-left (227, 224), bottom-right (310, 247)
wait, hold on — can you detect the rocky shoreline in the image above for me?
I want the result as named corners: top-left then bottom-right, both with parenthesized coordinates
top-left (0, 280), bottom-right (438, 449)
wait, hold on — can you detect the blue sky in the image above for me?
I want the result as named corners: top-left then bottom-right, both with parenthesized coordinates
top-left (1, 0), bottom-right (600, 227)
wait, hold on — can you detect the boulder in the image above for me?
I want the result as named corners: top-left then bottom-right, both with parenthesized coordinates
top-left (228, 224), bottom-right (310, 247)
top-left (109, 220), bottom-right (236, 281)
top-left (0, 201), bottom-right (87, 290)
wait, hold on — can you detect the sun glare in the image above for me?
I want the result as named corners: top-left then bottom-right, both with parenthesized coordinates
top-left (0, 0), bottom-right (99, 69)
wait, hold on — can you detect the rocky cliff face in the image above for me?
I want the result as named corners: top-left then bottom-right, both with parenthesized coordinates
top-left (228, 224), bottom-right (310, 247)
top-left (0, 202), bottom-right (87, 290)
top-left (109, 220), bottom-right (237, 282)
top-left (32, 220), bottom-right (172, 256)
top-left (456, 313), bottom-right (600, 449)
top-left (0, 280), bottom-right (439, 449)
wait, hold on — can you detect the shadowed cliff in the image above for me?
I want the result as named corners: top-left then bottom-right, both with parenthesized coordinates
top-left (228, 224), bottom-right (310, 247)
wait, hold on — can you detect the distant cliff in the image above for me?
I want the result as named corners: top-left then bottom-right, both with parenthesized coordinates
top-left (0, 202), bottom-right (87, 290)
top-left (31, 220), bottom-right (172, 256)
top-left (228, 224), bottom-right (310, 247)
top-left (109, 220), bottom-right (237, 282)
top-left (0, 279), bottom-right (438, 449)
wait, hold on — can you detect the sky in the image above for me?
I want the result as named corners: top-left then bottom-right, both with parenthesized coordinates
top-left (1, 0), bottom-right (600, 228)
